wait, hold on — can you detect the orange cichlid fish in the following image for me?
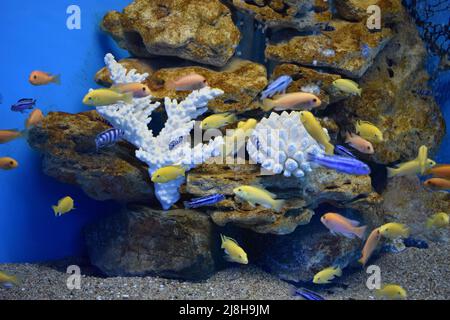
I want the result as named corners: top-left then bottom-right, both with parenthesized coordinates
top-left (262, 92), bottom-right (321, 112)
top-left (0, 129), bottom-right (22, 144)
top-left (358, 228), bottom-right (381, 266)
top-left (424, 178), bottom-right (450, 190)
top-left (112, 83), bottom-right (151, 98)
top-left (165, 73), bottom-right (208, 91)
top-left (29, 70), bottom-right (61, 86)
top-left (426, 164), bottom-right (450, 179)
top-left (321, 213), bottom-right (367, 239)
top-left (0, 157), bottom-right (19, 170)
top-left (25, 109), bottom-right (45, 128)
top-left (345, 132), bottom-right (374, 154)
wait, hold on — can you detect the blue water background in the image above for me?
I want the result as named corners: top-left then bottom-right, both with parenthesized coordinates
top-left (0, 1), bottom-right (448, 262)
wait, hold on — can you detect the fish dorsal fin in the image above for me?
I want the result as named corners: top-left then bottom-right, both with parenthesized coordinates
top-left (346, 79), bottom-right (359, 87)
top-left (251, 185), bottom-right (277, 198)
top-left (224, 235), bottom-right (239, 245)
top-left (357, 120), bottom-right (375, 127)
top-left (343, 216), bottom-right (360, 227)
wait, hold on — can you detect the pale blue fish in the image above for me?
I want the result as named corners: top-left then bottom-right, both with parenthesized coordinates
top-left (308, 153), bottom-right (371, 175)
top-left (361, 43), bottom-right (371, 59)
top-left (95, 128), bottom-right (125, 150)
top-left (184, 194), bottom-right (226, 209)
top-left (260, 75), bottom-right (293, 100)
top-left (335, 145), bottom-right (356, 158)
top-left (293, 288), bottom-right (325, 301)
top-left (169, 136), bottom-right (184, 150)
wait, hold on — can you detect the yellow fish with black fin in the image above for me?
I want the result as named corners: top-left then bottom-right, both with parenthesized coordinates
top-left (220, 234), bottom-right (248, 264)
top-left (299, 111), bottom-right (334, 155)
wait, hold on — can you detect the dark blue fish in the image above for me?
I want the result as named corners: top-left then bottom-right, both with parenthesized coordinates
top-left (335, 145), bottom-right (356, 158)
top-left (260, 75), bottom-right (293, 100)
top-left (308, 153), bottom-right (371, 175)
top-left (294, 288), bottom-right (325, 301)
top-left (361, 44), bottom-right (371, 59)
top-left (95, 128), bottom-right (125, 150)
top-left (11, 98), bottom-right (36, 113)
top-left (184, 194), bottom-right (226, 209)
top-left (403, 237), bottom-right (429, 249)
top-left (381, 243), bottom-right (405, 254)
top-left (412, 89), bottom-right (434, 97)
top-left (169, 136), bottom-right (183, 150)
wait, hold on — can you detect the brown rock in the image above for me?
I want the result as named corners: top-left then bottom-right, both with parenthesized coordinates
top-left (101, 0), bottom-right (241, 67)
top-left (27, 111), bottom-right (154, 203)
top-left (335, 0), bottom-right (403, 24)
top-left (266, 20), bottom-right (393, 78)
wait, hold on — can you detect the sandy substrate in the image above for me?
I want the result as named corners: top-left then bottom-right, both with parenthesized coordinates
top-left (1, 242), bottom-right (449, 300)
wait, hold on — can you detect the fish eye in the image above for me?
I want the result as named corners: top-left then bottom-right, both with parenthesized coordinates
top-left (203, 80), bottom-right (207, 83)
top-left (89, 97), bottom-right (92, 100)
top-left (9, 161), bottom-right (14, 165)
top-left (312, 98), bottom-right (317, 102)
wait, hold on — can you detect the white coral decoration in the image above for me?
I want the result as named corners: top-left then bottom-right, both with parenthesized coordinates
top-left (247, 111), bottom-right (323, 178)
top-left (96, 53), bottom-right (224, 210)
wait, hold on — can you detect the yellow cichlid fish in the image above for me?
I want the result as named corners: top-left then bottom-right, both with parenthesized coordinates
top-left (220, 234), bottom-right (248, 264)
top-left (52, 196), bottom-right (75, 217)
top-left (375, 284), bottom-right (407, 300)
top-left (332, 79), bottom-right (362, 96)
top-left (426, 212), bottom-right (449, 229)
top-left (224, 119), bottom-right (258, 156)
top-left (151, 165), bottom-right (186, 183)
top-left (387, 145), bottom-right (436, 178)
top-left (313, 266), bottom-right (342, 284)
top-left (379, 222), bottom-right (410, 239)
top-left (0, 271), bottom-right (18, 287)
top-left (233, 185), bottom-right (285, 212)
top-left (83, 88), bottom-right (133, 106)
top-left (299, 111), bottom-right (334, 155)
top-left (201, 113), bottom-right (237, 130)
top-left (355, 120), bottom-right (383, 143)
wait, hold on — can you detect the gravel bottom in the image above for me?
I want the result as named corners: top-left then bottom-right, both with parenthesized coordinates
top-left (1, 242), bottom-right (449, 300)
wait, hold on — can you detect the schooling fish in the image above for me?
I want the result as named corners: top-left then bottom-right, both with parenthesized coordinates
top-left (25, 109), bottom-right (45, 129)
top-left (11, 98), bottom-right (36, 113)
top-left (426, 164), bottom-right (450, 179)
top-left (375, 284), bottom-right (407, 300)
top-left (313, 266), bottom-right (342, 284)
top-left (335, 145), bottom-right (356, 158)
top-left (83, 88), bottom-right (133, 106)
top-left (95, 128), bottom-right (125, 151)
top-left (345, 132), bottom-right (374, 154)
top-left (260, 75), bottom-right (293, 100)
top-left (355, 120), bottom-right (383, 143)
top-left (151, 165), bottom-right (187, 183)
top-left (332, 79), bottom-right (362, 96)
top-left (184, 194), bottom-right (226, 209)
top-left (293, 288), bottom-right (325, 301)
top-left (387, 145), bottom-right (436, 178)
top-left (262, 92), bottom-right (321, 112)
top-left (426, 212), bottom-right (449, 229)
top-left (233, 185), bottom-right (285, 212)
top-left (321, 213), bottom-right (367, 239)
top-left (165, 73), bottom-right (207, 91)
top-left (200, 113), bottom-right (237, 130)
top-left (403, 237), bottom-right (429, 249)
top-left (379, 222), bottom-right (410, 239)
top-left (0, 157), bottom-right (19, 170)
top-left (424, 178), bottom-right (450, 190)
top-left (111, 83), bottom-right (151, 98)
top-left (220, 234), bottom-right (248, 265)
top-left (29, 70), bottom-right (61, 86)
top-left (359, 228), bottom-right (381, 266)
top-left (168, 136), bottom-right (184, 151)
top-left (0, 129), bottom-right (22, 144)
top-left (52, 196), bottom-right (75, 217)
top-left (299, 111), bottom-right (334, 155)
top-left (307, 153), bottom-right (371, 176)
top-left (0, 272), bottom-right (18, 288)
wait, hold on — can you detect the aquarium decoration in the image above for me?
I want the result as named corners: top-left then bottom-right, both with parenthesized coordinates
top-left (247, 111), bottom-right (323, 177)
top-left (95, 54), bottom-right (225, 210)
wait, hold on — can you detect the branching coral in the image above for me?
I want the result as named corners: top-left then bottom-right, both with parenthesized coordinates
top-left (247, 111), bottom-right (323, 178)
top-left (95, 54), bottom-right (224, 210)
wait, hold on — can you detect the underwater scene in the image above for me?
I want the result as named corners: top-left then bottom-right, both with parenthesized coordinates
top-left (0, 0), bottom-right (449, 302)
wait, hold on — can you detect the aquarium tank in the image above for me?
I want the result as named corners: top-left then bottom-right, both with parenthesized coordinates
top-left (0, 0), bottom-right (449, 303)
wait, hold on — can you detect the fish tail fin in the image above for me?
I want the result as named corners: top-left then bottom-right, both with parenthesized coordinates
top-left (122, 92), bottom-right (133, 104)
top-left (220, 234), bottom-right (225, 248)
top-left (227, 113), bottom-right (238, 124)
top-left (354, 225), bottom-right (367, 240)
top-left (387, 167), bottom-right (397, 178)
top-left (52, 74), bottom-right (61, 85)
top-left (358, 257), bottom-right (366, 266)
top-left (262, 99), bottom-right (274, 112)
top-left (325, 143), bottom-right (334, 155)
top-left (426, 218), bottom-right (434, 229)
top-left (52, 206), bottom-right (59, 216)
top-left (358, 88), bottom-right (362, 96)
top-left (272, 199), bottom-right (286, 213)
